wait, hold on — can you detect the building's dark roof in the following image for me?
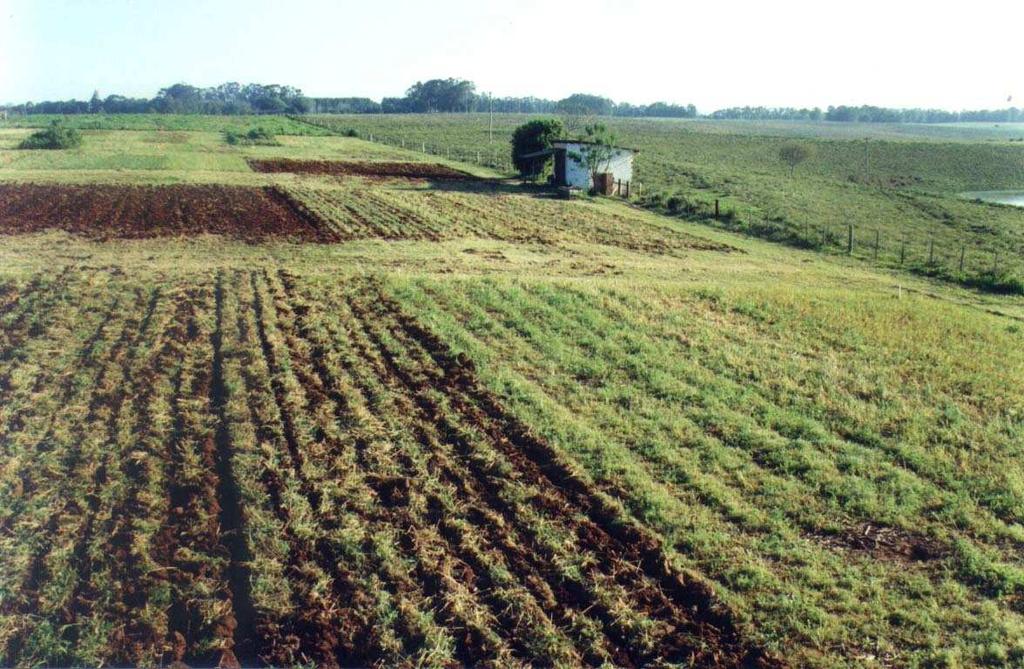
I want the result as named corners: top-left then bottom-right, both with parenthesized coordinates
top-left (552, 139), bottom-right (639, 153)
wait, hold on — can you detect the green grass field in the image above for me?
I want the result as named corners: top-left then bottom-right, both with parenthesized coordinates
top-left (1, 116), bottom-right (1023, 667)
top-left (304, 113), bottom-right (1024, 293)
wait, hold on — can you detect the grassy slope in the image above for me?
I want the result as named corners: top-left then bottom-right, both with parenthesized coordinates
top-left (1, 119), bottom-right (1023, 666)
top-left (309, 113), bottom-right (1024, 291)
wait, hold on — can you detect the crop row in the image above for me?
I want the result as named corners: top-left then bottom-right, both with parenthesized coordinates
top-left (285, 183), bottom-right (733, 255)
top-left (0, 269), bottom-right (767, 667)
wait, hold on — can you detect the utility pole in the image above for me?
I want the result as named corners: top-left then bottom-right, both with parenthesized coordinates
top-left (487, 92), bottom-right (494, 143)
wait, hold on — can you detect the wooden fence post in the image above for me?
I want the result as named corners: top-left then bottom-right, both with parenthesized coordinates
top-left (874, 229), bottom-right (880, 260)
top-left (715, 199), bottom-right (720, 219)
top-left (900, 239), bottom-right (906, 266)
top-left (928, 238), bottom-right (935, 265)
top-left (959, 245), bottom-right (966, 275)
top-left (847, 224), bottom-right (853, 255)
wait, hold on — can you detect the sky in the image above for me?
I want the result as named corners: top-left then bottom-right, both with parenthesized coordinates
top-left (1, 0), bottom-right (1022, 112)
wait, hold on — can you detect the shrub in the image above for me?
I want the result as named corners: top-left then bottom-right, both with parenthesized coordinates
top-left (343, 128), bottom-right (359, 138)
top-left (666, 195), bottom-right (686, 213)
top-left (18, 121), bottom-right (82, 150)
top-left (511, 118), bottom-right (564, 177)
top-left (962, 270), bottom-right (1024, 295)
top-left (224, 126), bottom-right (280, 146)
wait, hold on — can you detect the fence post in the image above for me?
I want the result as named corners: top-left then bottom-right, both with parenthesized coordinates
top-left (928, 238), bottom-right (935, 265)
top-left (847, 225), bottom-right (853, 255)
top-left (959, 245), bottom-right (966, 275)
top-left (874, 229), bottom-right (880, 260)
top-left (900, 239), bottom-right (906, 265)
top-left (715, 199), bottom-right (720, 219)
top-left (625, 181), bottom-right (630, 198)
top-left (401, 138), bottom-right (405, 148)
top-left (477, 150), bottom-right (481, 164)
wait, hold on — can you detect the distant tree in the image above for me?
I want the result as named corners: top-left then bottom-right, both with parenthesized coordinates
top-left (557, 93), bottom-right (614, 133)
top-left (404, 78), bottom-right (477, 112)
top-left (778, 142), bottom-right (813, 176)
top-left (89, 90), bottom-right (102, 114)
top-left (511, 118), bottom-right (564, 177)
top-left (556, 93), bottom-right (614, 117)
top-left (644, 102), bottom-right (698, 118)
top-left (568, 123), bottom-right (619, 188)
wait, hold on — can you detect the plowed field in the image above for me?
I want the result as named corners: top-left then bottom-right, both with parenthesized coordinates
top-left (0, 184), bottom-right (333, 241)
top-left (0, 270), bottom-right (770, 668)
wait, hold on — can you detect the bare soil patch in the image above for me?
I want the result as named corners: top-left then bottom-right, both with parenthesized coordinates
top-left (247, 159), bottom-right (479, 180)
top-left (0, 183), bottom-right (334, 242)
top-left (813, 522), bottom-right (948, 563)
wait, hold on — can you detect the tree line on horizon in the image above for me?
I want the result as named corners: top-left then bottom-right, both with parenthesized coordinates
top-left (3, 78), bottom-right (1021, 124)
top-left (710, 104), bottom-right (1024, 123)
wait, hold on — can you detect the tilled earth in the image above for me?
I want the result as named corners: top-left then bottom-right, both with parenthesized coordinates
top-left (0, 184), bottom-right (333, 241)
top-left (0, 269), bottom-right (774, 668)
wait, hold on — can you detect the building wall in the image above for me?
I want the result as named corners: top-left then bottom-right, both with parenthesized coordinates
top-left (558, 143), bottom-right (634, 189)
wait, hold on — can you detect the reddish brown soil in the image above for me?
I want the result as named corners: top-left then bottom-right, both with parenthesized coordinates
top-left (0, 184), bottom-right (334, 242)
top-left (247, 159), bottom-right (479, 180)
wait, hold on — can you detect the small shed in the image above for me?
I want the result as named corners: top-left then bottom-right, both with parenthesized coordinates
top-left (521, 140), bottom-right (638, 192)
top-left (551, 140), bottom-right (636, 190)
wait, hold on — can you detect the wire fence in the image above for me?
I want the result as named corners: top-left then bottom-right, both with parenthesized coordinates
top-left (717, 215), bottom-right (1024, 293)
top-left (291, 115), bottom-right (516, 173)
top-left (367, 132), bottom-right (516, 174)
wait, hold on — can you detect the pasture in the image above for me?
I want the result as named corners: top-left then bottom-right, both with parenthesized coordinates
top-left (0, 116), bottom-right (1022, 667)
top-left (306, 113), bottom-right (1024, 292)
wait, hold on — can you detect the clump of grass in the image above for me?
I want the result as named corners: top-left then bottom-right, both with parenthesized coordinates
top-left (224, 127), bottom-right (280, 146)
top-left (18, 120), bottom-right (82, 150)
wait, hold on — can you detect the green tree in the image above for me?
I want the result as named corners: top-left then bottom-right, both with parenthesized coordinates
top-left (511, 118), bottom-right (564, 177)
top-left (779, 142), bottom-right (813, 176)
top-left (569, 123), bottom-right (619, 189)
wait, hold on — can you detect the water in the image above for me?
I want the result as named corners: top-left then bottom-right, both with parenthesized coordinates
top-left (965, 191), bottom-right (1024, 207)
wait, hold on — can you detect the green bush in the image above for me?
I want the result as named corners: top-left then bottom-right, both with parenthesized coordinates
top-left (962, 270), bottom-right (1024, 295)
top-left (224, 127), bottom-right (279, 146)
top-left (18, 121), bottom-right (82, 150)
top-left (511, 118), bottom-right (564, 177)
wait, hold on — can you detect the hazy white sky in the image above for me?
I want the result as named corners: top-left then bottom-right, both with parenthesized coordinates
top-left (1, 0), bottom-right (1021, 111)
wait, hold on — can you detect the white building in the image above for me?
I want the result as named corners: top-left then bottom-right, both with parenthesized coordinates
top-left (550, 140), bottom-right (636, 190)
top-left (521, 140), bottom-right (637, 192)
